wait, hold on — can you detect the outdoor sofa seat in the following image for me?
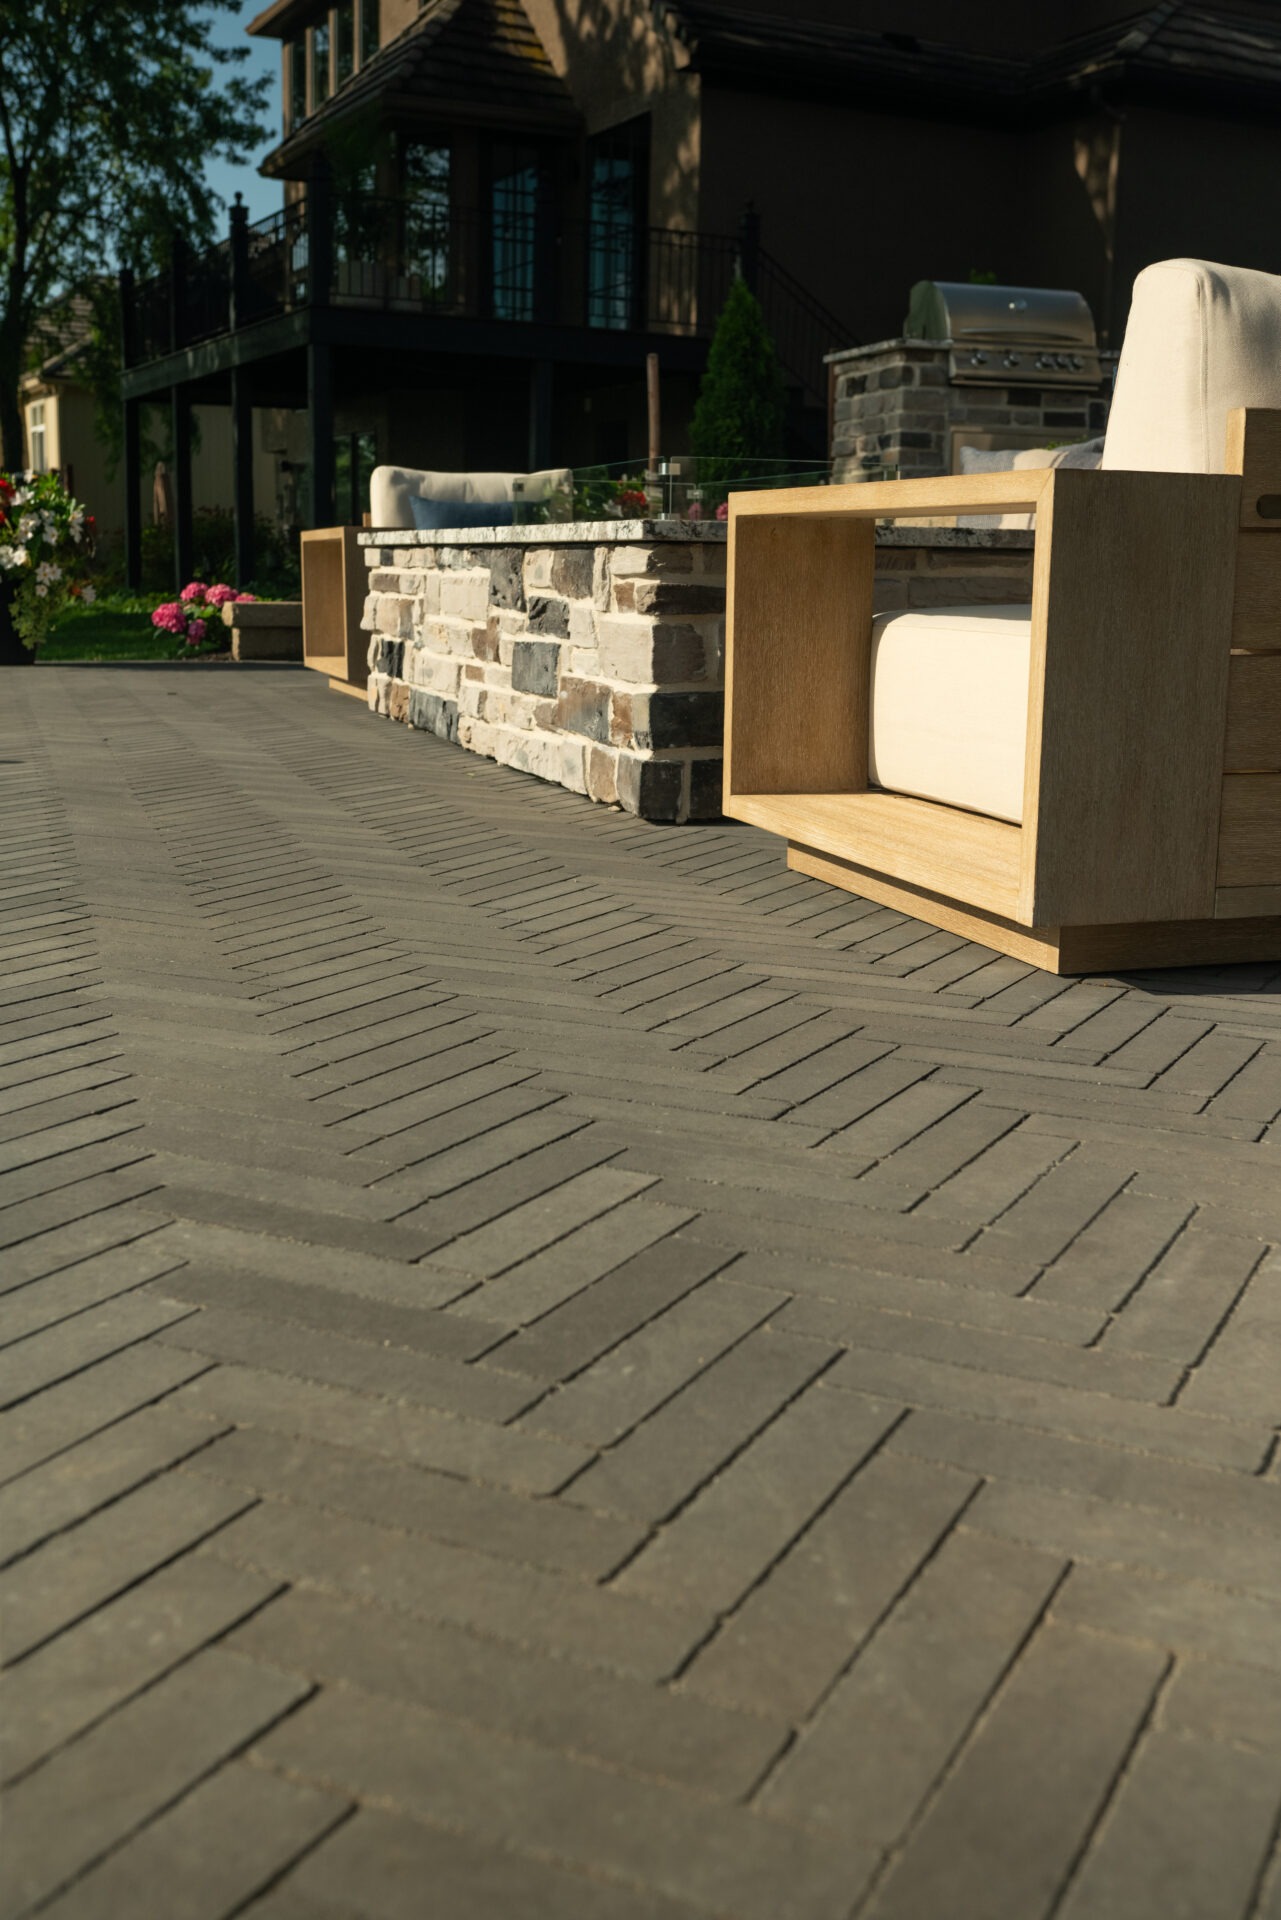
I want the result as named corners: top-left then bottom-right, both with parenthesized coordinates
top-left (868, 259), bottom-right (1281, 832)
top-left (723, 257), bottom-right (1281, 972)
top-left (370, 465), bottom-right (573, 531)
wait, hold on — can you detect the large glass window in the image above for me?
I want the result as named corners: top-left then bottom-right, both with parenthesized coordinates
top-left (311, 18), bottom-right (331, 107)
top-left (335, 2), bottom-right (354, 85)
top-left (401, 142), bottom-right (451, 301)
top-left (491, 144), bottom-right (540, 323)
top-left (359, 0), bottom-right (380, 65)
top-left (587, 118), bottom-right (648, 329)
top-left (287, 38), bottom-right (307, 127)
top-left (334, 430), bottom-right (378, 524)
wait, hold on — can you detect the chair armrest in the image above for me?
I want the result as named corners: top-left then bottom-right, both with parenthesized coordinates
top-left (729, 468), bottom-right (1054, 524)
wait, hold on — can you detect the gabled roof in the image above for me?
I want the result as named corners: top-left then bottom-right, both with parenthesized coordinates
top-left (262, 0), bottom-right (579, 177)
top-left (652, 0), bottom-right (1281, 114)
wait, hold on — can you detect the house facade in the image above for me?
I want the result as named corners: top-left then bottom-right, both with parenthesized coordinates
top-left (118, 0), bottom-right (1281, 584)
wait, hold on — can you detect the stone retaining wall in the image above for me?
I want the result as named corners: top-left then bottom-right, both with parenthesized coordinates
top-left (359, 521), bottom-right (1034, 822)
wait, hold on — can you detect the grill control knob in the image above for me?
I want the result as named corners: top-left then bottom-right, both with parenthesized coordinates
top-left (1055, 354), bottom-right (1071, 370)
top-left (1036, 354), bottom-right (1053, 370)
top-left (1002, 352), bottom-right (1021, 368)
top-left (969, 351), bottom-right (988, 366)
top-left (1070, 354), bottom-right (1084, 370)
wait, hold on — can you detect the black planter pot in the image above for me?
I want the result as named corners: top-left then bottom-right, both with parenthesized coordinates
top-left (0, 581), bottom-right (32, 666)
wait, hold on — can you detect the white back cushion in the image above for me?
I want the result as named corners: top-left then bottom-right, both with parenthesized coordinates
top-left (370, 466), bottom-right (573, 528)
top-left (1102, 259), bottom-right (1281, 474)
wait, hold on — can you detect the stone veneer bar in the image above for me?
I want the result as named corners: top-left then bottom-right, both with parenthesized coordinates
top-left (359, 519), bottom-right (1034, 822)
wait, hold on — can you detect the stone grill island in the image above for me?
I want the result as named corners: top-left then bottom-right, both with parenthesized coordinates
top-left (359, 520), bottom-right (1035, 822)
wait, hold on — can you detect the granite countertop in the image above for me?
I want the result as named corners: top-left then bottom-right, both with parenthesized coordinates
top-left (359, 520), bottom-right (1034, 552)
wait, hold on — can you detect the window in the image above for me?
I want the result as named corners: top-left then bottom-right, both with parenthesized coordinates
top-left (334, 430), bottom-right (378, 525)
top-left (491, 144), bottom-right (541, 322)
top-left (27, 401), bottom-right (47, 474)
top-left (402, 142), bottom-right (451, 299)
top-left (359, 0), bottom-right (379, 65)
top-left (288, 38), bottom-right (306, 126)
top-left (587, 118), bottom-right (648, 329)
top-left (335, 1), bottom-right (354, 85)
top-left (311, 18), bottom-right (331, 108)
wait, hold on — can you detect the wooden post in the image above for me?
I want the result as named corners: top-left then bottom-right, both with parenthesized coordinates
top-left (308, 339), bottom-right (335, 528)
top-left (122, 397), bottom-right (142, 591)
top-left (528, 359), bottom-right (553, 471)
top-left (229, 192), bottom-right (250, 333)
top-left (171, 386), bottom-right (193, 589)
top-left (646, 352), bottom-right (660, 471)
top-left (231, 367), bottom-right (254, 587)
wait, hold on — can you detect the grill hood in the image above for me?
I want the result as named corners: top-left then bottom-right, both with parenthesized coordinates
top-left (905, 280), bottom-right (1100, 387)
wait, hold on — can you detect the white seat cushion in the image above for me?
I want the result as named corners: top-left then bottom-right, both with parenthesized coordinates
top-left (1102, 258), bottom-right (1281, 474)
top-left (868, 605), bottom-right (1032, 824)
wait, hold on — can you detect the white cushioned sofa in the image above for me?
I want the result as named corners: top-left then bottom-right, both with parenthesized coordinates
top-left (369, 465), bottom-right (573, 531)
top-left (868, 259), bottom-right (1281, 830)
top-left (723, 257), bottom-right (1281, 972)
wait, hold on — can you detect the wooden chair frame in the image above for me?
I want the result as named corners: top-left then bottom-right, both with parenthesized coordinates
top-left (301, 526), bottom-right (368, 699)
top-left (722, 408), bottom-right (1281, 973)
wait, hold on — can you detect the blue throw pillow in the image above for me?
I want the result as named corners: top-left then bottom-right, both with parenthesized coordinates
top-left (409, 496), bottom-right (515, 530)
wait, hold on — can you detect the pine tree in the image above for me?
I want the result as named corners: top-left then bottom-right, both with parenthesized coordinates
top-left (689, 276), bottom-right (786, 504)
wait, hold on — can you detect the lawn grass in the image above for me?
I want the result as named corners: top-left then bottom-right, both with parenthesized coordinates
top-left (37, 593), bottom-right (226, 663)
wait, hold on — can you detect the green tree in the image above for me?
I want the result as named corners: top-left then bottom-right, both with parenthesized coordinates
top-left (689, 275), bottom-right (786, 500)
top-left (0, 0), bottom-right (269, 471)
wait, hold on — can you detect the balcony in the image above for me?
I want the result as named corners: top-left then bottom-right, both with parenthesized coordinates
top-left (122, 192), bottom-right (845, 410)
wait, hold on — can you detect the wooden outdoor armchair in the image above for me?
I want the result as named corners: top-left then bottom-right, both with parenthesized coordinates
top-left (723, 264), bottom-right (1281, 975)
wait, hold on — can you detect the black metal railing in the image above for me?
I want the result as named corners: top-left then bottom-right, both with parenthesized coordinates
top-left (124, 196), bottom-right (848, 404)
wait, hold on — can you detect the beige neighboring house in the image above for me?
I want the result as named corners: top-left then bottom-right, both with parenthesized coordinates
top-left (23, 299), bottom-right (280, 537)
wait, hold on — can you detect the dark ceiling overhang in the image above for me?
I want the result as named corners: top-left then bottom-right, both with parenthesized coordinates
top-left (651, 0), bottom-right (1281, 121)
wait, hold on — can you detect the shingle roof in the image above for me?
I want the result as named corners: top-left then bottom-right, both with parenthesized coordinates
top-left (262, 0), bottom-right (579, 177)
top-left (653, 1), bottom-right (1281, 113)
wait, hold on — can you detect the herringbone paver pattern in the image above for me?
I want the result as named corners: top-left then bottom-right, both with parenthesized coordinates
top-left (4, 665), bottom-right (1281, 1920)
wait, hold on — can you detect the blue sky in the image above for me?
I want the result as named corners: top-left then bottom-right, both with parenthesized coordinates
top-left (203, 2), bottom-right (285, 227)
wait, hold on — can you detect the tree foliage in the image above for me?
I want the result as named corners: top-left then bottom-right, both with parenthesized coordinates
top-left (0, 0), bottom-right (270, 467)
top-left (689, 275), bottom-right (786, 499)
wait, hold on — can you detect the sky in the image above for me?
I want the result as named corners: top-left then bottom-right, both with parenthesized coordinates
top-left (203, 2), bottom-right (285, 228)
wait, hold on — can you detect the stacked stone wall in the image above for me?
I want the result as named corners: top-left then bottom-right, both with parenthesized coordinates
top-left (362, 531), bottom-right (726, 823)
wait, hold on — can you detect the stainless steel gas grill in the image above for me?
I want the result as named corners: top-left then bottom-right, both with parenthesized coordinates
top-left (904, 280), bottom-right (1102, 389)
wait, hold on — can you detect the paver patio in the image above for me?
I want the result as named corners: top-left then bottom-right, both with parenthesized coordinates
top-left (3, 663), bottom-right (1281, 1920)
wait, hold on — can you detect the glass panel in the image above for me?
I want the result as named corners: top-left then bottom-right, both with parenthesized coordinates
top-left (311, 19), bottom-right (330, 107)
top-left (333, 153), bottom-right (380, 277)
top-left (491, 145), bottom-right (539, 323)
top-left (402, 143), bottom-right (451, 301)
top-left (335, 2), bottom-right (354, 85)
top-left (359, 0), bottom-right (379, 64)
top-left (288, 39), bottom-right (307, 127)
top-left (587, 119), bottom-right (647, 330)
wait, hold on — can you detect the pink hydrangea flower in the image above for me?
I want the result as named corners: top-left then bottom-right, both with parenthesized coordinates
top-left (187, 618), bottom-right (207, 643)
top-left (234, 591), bottom-right (256, 603)
top-left (180, 581), bottom-right (207, 603)
top-left (151, 602), bottom-right (185, 634)
top-left (204, 584), bottom-right (236, 608)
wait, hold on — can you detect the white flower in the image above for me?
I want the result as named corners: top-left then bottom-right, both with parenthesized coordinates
top-left (81, 584), bottom-right (96, 604)
top-left (35, 582), bottom-right (48, 597)
top-left (11, 488), bottom-right (30, 507)
top-left (4, 545), bottom-right (30, 569)
top-left (35, 561), bottom-right (61, 586)
top-left (17, 515), bottom-right (38, 543)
